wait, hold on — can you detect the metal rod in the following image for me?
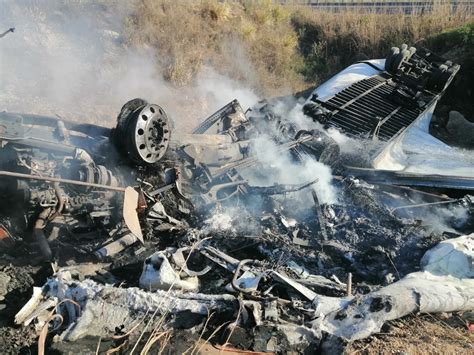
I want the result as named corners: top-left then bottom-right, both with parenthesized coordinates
top-left (149, 183), bottom-right (175, 197)
top-left (380, 184), bottom-right (452, 200)
top-left (94, 233), bottom-right (138, 260)
top-left (0, 170), bottom-right (127, 192)
top-left (212, 135), bottom-right (312, 177)
top-left (347, 273), bottom-right (352, 297)
top-left (333, 81), bottom-right (386, 115)
top-left (312, 189), bottom-right (328, 242)
top-left (390, 199), bottom-right (460, 212)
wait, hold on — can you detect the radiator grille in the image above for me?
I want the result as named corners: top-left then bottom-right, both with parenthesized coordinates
top-left (323, 74), bottom-right (434, 140)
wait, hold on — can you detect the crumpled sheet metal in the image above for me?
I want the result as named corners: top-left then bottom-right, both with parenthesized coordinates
top-left (421, 233), bottom-right (474, 278)
top-left (147, 201), bottom-right (188, 231)
top-left (315, 233), bottom-right (474, 341)
top-left (42, 272), bottom-right (240, 341)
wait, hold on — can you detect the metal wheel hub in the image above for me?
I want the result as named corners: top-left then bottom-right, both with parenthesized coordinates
top-left (115, 101), bottom-right (171, 165)
top-left (132, 104), bottom-right (170, 164)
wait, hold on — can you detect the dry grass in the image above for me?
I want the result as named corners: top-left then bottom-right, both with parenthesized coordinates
top-left (291, 3), bottom-right (473, 82)
top-left (346, 313), bottom-right (474, 355)
top-left (125, 0), bottom-right (305, 96)
top-left (125, 1), bottom-right (473, 96)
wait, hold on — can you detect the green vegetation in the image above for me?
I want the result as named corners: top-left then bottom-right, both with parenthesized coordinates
top-left (428, 22), bottom-right (474, 116)
top-left (429, 22), bottom-right (474, 49)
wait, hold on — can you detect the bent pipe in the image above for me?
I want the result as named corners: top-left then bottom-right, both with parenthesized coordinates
top-left (34, 208), bottom-right (53, 261)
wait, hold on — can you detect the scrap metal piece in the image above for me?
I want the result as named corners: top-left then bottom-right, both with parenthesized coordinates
top-left (148, 183), bottom-right (175, 197)
top-left (231, 259), bottom-right (265, 294)
top-left (287, 262), bottom-right (346, 292)
top-left (171, 247), bottom-right (212, 277)
top-left (147, 200), bottom-right (188, 231)
top-left (312, 190), bottom-right (328, 241)
top-left (271, 271), bottom-right (318, 302)
top-left (200, 180), bottom-right (246, 204)
top-left (15, 287), bottom-right (43, 325)
top-left (248, 178), bottom-right (319, 196)
top-left (200, 246), bottom-right (242, 272)
top-left (94, 233), bottom-right (139, 260)
top-left (389, 198), bottom-right (461, 213)
top-left (0, 170), bottom-right (127, 192)
top-left (123, 186), bottom-right (143, 243)
top-left (192, 99), bottom-right (247, 134)
top-left (345, 166), bottom-right (474, 191)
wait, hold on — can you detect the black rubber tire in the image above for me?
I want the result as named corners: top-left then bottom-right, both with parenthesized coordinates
top-left (385, 47), bottom-right (400, 73)
top-left (116, 98), bottom-right (148, 128)
top-left (112, 98), bottom-right (148, 160)
top-left (428, 64), bottom-right (448, 90)
top-left (391, 49), bottom-right (410, 72)
top-left (438, 67), bottom-right (455, 91)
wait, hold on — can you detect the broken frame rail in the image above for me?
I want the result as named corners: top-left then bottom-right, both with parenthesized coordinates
top-left (192, 99), bottom-right (243, 134)
top-left (345, 166), bottom-right (474, 191)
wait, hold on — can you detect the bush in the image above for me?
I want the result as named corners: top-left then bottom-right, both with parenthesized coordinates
top-left (429, 22), bottom-right (474, 50)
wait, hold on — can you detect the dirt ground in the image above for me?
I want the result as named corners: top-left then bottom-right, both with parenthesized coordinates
top-left (346, 314), bottom-right (473, 355)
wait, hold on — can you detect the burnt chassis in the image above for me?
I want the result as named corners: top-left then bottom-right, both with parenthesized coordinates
top-left (0, 98), bottom-right (329, 261)
top-left (0, 44), bottom-right (470, 265)
top-left (1, 46), bottom-right (474, 352)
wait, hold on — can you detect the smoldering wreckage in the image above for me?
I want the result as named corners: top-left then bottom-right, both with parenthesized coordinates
top-left (0, 45), bottom-right (473, 353)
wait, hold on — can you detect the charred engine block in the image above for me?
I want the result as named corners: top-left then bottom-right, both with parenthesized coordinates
top-left (0, 98), bottom-right (174, 217)
top-left (0, 111), bottom-right (127, 250)
top-left (0, 143), bottom-right (118, 210)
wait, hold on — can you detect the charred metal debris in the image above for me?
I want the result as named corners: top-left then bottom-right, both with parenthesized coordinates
top-left (1, 46), bottom-right (473, 353)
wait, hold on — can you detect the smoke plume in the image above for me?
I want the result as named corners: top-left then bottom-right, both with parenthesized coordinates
top-left (0, 0), bottom-right (258, 130)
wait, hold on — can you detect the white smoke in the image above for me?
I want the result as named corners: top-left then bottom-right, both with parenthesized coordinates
top-left (0, 0), bottom-right (336, 206)
top-left (244, 133), bottom-right (338, 205)
top-left (194, 67), bottom-right (259, 116)
top-left (0, 0), bottom-right (258, 130)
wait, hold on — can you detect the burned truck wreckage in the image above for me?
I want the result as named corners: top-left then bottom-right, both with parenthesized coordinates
top-left (0, 46), bottom-right (473, 353)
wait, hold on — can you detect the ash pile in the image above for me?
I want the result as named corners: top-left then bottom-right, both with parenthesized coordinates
top-left (1, 46), bottom-right (473, 353)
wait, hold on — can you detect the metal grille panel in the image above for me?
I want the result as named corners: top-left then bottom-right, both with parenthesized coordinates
top-left (324, 74), bottom-right (434, 140)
